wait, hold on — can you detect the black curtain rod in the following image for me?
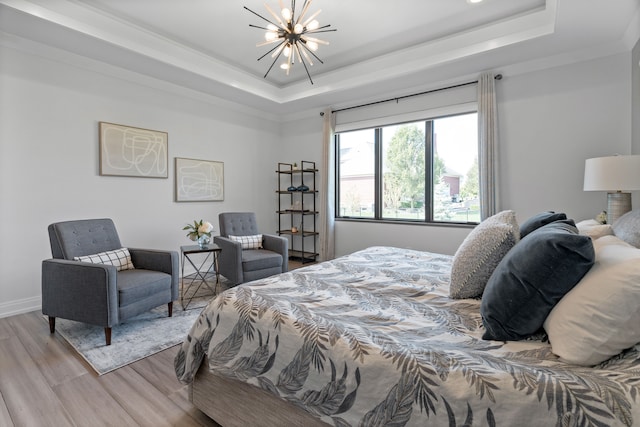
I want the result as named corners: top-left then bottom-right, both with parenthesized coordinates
top-left (331, 74), bottom-right (502, 114)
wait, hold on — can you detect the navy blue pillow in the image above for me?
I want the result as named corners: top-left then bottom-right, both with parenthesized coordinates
top-left (519, 211), bottom-right (567, 239)
top-left (481, 220), bottom-right (595, 341)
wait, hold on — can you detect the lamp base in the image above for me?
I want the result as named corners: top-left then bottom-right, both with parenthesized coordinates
top-left (607, 192), bottom-right (632, 224)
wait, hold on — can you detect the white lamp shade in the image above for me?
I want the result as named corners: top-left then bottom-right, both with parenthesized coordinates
top-left (584, 155), bottom-right (640, 192)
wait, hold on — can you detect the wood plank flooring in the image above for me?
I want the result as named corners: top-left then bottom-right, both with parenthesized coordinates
top-left (0, 310), bottom-right (220, 427)
top-left (0, 261), bottom-right (307, 427)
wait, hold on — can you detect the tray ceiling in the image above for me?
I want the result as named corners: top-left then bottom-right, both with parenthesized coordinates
top-left (1, 0), bottom-right (638, 114)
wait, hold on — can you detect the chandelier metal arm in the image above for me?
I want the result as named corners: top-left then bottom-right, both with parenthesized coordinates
top-left (243, 6), bottom-right (279, 29)
top-left (263, 43), bottom-right (287, 78)
top-left (303, 28), bottom-right (337, 35)
top-left (303, 24), bottom-right (333, 32)
top-left (295, 43), bottom-right (314, 84)
top-left (257, 39), bottom-right (287, 62)
top-left (298, 41), bottom-right (324, 64)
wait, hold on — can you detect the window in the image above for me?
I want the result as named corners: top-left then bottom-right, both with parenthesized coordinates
top-left (336, 112), bottom-right (480, 224)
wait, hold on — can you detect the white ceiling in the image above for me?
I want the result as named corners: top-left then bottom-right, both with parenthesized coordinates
top-left (1, 0), bottom-right (639, 115)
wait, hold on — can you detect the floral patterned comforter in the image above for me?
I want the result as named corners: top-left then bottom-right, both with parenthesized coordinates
top-left (175, 246), bottom-right (640, 427)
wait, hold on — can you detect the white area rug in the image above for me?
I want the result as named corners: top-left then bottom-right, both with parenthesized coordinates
top-left (51, 302), bottom-right (208, 375)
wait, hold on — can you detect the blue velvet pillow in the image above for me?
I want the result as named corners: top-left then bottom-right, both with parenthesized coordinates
top-left (481, 219), bottom-right (595, 341)
top-left (519, 211), bottom-right (567, 239)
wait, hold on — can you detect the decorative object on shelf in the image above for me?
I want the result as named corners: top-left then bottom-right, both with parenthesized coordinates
top-left (291, 226), bottom-right (298, 233)
top-left (293, 162), bottom-right (299, 170)
top-left (297, 185), bottom-right (309, 192)
top-left (183, 220), bottom-right (214, 248)
top-left (244, 0), bottom-right (337, 84)
top-left (99, 122), bottom-right (168, 178)
top-left (287, 185), bottom-right (297, 191)
top-left (584, 155), bottom-right (640, 224)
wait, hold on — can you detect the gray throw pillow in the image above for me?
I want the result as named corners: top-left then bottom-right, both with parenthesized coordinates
top-left (481, 219), bottom-right (595, 341)
top-left (519, 211), bottom-right (567, 239)
top-left (612, 209), bottom-right (640, 248)
top-left (449, 210), bottom-right (519, 299)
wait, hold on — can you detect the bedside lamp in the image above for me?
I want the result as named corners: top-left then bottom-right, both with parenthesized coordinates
top-left (584, 155), bottom-right (640, 224)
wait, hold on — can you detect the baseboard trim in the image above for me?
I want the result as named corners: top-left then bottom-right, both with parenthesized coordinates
top-left (0, 296), bottom-right (41, 318)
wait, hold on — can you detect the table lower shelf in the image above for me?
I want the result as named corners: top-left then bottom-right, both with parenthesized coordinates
top-left (288, 249), bottom-right (318, 264)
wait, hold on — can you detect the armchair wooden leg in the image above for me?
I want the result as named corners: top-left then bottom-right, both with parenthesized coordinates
top-left (105, 328), bottom-right (112, 346)
top-left (48, 316), bottom-right (55, 334)
top-left (168, 301), bottom-right (173, 317)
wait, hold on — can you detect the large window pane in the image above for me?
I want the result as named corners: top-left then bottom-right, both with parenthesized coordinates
top-left (433, 114), bottom-right (480, 223)
top-left (335, 111), bottom-right (480, 225)
top-left (337, 129), bottom-right (376, 218)
top-left (382, 122), bottom-right (426, 220)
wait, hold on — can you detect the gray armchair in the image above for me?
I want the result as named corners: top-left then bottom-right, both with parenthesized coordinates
top-left (214, 212), bottom-right (288, 285)
top-left (42, 218), bottom-right (179, 345)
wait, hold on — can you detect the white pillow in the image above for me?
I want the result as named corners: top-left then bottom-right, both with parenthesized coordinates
top-left (449, 210), bottom-right (519, 299)
top-left (575, 219), bottom-right (614, 239)
top-left (74, 248), bottom-right (134, 271)
top-left (544, 235), bottom-right (640, 366)
top-left (228, 234), bottom-right (263, 250)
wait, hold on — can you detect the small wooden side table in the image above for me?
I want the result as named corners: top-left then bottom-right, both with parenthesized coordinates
top-left (180, 243), bottom-right (222, 310)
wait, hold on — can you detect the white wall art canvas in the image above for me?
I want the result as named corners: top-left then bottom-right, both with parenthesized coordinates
top-left (99, 122), bottom-right (168, 178)
top-left (175, 157), bottom-right (224, 202)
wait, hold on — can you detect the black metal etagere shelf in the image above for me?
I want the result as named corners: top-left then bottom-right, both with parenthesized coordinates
top-left (276, 160), bottom-right (318, 263)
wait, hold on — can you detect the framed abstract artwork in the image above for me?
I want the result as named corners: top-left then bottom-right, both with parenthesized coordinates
top-left (99, 122), bottom-right (168, 178)
top-left (175, 157), bottom-right (224, 202)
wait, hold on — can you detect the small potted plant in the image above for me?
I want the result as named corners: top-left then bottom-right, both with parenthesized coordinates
top-left (183, 219), bottom-right (214, 248)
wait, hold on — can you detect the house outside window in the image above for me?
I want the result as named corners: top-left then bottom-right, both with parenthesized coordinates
top-left (336, 112), bottom-right (480, 224)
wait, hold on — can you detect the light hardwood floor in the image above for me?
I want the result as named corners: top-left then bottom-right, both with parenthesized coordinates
top-left (0, 310), bottom-right (221, 427)
top-left (0, 261), bottom-right (308, 427)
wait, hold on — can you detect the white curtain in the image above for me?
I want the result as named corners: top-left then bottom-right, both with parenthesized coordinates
top-left (478, 72), bottom-right (500, 220)
top-left (319, 108), bottom-right (336, 261)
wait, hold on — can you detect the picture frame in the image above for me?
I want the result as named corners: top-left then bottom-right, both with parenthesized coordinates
top-left (175, 157), bottom-right (224, 202)
top-left (99, 121), bottom-right (168, 178)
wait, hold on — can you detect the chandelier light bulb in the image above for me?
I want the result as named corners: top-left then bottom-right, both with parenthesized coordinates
top-left (281, 7), bottom-right (291, 21)
top-left (280, 63), bottom-right (289, 70)
top-left (307, 20), bottom-right (319, 30)
top-left (306, 41), bottom-right (318, 51)
top-left (265, 31), bottom-right (278, 41)
top-left (294, 23), bottom-right (303, 34)
top-left (283, 45), bottom-right (291, 57)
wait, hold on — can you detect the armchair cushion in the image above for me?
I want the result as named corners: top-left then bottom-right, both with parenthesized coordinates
top-left (74, 247), bottom-right (134, 271)
top-left (229, 234), bottom-right (263, 249)
top-left (242, 249), bottom-right (283, 271)
top-left (117, 269), bottom-right (173, 318)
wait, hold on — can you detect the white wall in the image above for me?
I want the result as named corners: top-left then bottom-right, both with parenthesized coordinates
top-left (0, 43), bottom-right (281, 317)
top-left (1, 38), bottom-right (636, 317)
top-left (499, 53), bottom-right (633, 219)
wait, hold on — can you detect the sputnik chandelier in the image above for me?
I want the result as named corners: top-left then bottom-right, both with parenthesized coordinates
top-left (244, 0), bottom-right (336, 84)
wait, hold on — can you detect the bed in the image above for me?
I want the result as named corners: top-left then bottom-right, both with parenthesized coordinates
top-left (175, 211), bottom-right (640, 427)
